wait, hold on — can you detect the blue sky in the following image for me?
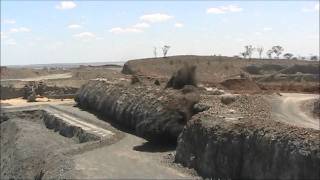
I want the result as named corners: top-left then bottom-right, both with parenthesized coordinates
top-left (1, 1), bottom-right (319, 65)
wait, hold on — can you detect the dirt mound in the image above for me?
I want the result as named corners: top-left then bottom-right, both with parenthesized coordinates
top-left (121, 55), bottom-right (317, 84)
top-left (220, 78), bottom-right (261, 92)
top-left (283, 64), bottom-right (319, 74)
top-left (258, 82), bottom-right (320, 93)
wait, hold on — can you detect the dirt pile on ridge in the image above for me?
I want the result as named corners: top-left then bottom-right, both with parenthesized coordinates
top-left (220, 78), bottom-right (261, 92)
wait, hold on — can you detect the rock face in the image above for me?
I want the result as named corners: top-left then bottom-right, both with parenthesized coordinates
top-left (175, 115), bottom-right (320, 179)
top-left (75, 80), bottom-right (200, 141)
top-left (0, 86), bottom-right (24, 100)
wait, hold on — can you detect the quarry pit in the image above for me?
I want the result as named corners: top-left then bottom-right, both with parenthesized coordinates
top-left (1, 56), bottom-right (319, 179)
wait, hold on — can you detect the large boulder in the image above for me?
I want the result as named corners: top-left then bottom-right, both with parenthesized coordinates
top-left (220, 94), bottom-right (236, 105)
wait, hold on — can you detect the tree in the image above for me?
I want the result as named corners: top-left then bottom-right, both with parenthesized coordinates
top-left (271, 46), bottom-right (284, 59)
top-left (240, 52), bottom-right (248, 59)
top-left (310, 55), bottom-right (319, 61)
top-left (256, 47), bottom-right (264, 59)
top-left (266, 49), bottom-right (273, 59)
top-left (162, 45), bottom-right (170, 57)
top-left (153, 47), bottom-right (157, 58)
top-left (244, 45), bottom-right (254, 59)
top-left (283, 53), bottom-right (294, 59)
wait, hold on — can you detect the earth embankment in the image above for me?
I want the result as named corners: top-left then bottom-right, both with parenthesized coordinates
top-left (75, 79), bottom-right (200, 141)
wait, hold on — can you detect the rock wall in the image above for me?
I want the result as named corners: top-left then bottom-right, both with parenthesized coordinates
top-left (75, 80), bottom-right (199, 141)
top-left (175, 116), bottom-right (320, 179)
top-left (0, 86), bottom-right (24, 100)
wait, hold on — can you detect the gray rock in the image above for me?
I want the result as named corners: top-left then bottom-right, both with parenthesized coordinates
top-left (220, 94), bottom-right (236, 105)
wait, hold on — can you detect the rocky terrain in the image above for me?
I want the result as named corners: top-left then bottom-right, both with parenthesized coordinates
top-left (175, 93), bottom-right (320, 179)
top-left (1, 56), bottom-right (319, 179)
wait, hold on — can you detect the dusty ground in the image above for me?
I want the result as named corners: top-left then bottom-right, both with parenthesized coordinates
top-left (0, 97), bottom-right (74, 107)
top-left (267, 93), bottom-right (319, 129)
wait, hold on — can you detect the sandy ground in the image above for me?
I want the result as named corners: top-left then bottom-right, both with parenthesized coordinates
top-left (0, 97), bottom-right (74, 107)
top-left (73, 133), bottom-right (192, 179)
top-left (268, 93), bottom-right (320, 130)
top-left (1, 73), bottom-right (73, 81)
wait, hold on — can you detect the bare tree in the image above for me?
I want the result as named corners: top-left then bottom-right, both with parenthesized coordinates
top-left (310, 55), bottom-right (319, 61)
top-left (271, 46), bottom-right (284, 59)
top-left (283, 53), bottom-right (294, 59)
top-left (256, 46), bottom-right (264, 59)
top-left (240, 52), bottom-right (248, 59)
top-left (162, 45), bottom-right (170, 57)
top-left (153, 47), bottom-right (157, 58)
top-left (244, 45), bottom-right (255, 59)
top-left (266, 49), bottom-right (273, 59)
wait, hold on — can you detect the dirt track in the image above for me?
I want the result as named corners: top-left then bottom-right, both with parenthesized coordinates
top-left (269, 93), bottom-right (319, 130)
top-left (1, 73), bottom-right (73, 81)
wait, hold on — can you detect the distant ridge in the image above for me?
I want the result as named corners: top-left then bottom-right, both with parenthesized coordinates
top-left (5, 61), bottom-right (125, 69)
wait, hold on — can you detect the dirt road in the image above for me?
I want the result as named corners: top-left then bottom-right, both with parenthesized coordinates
top-left (1, 73), bottom-right (72, 81)
top-left (268, 93), bottom-right (319, 130)
top-left (73, 134), bottom-right (191, 179)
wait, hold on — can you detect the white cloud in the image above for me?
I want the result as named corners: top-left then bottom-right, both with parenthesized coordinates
top-left (254, 32), bottom-right (262, 36)
top-left (0, 32), bottom-right (8, 39)
top-left (207, 8), bottom-right (226, 14)
top-left (5, 39), bottom-right (17, 46)
top-left (302, 3), bottom-right (319, 12)
top-left (109, 27), bottom-right (143, 34)
top-left (174, 22), bottom-right (184, 28)
top-left (56, 1), bottom-right (77, 10)
top-left (9, 27), bottom-right (31, 33)
top-left (46, 41), bottom-right (64, 50)
top-left (207, 5), bottom-right (243, 14)
top-left (1, 19), bottom-right (16, 24)
top-left (73, 32), bottom-right (96, 39)
top-left (67, 24), bottom-right (82, 29)
top-left (133, 22), bottom-right (150, 28)
top-left (140, 13), bottom-right (173, 23)
top-left (235, 38), bottom-right (245, 42)
top-left (315, 3), bottom-right (319, 11)
top-left (263, 27), bottom-right (272, 31)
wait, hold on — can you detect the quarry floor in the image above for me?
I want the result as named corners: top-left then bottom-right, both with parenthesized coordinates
top-left (1, 92), bottom-right (318, 179)
top-left (1, 102), bottom-right (197, 179)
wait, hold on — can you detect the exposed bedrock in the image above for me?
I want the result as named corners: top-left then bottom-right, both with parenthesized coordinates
top-left (0, 86), bottom-right (24, 100)
top-left (75, 80), bottom-right (200, 142)
top-left (175, 116), bottom-right (320, 180)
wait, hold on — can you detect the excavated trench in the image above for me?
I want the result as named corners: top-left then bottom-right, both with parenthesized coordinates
top-left (42, 111), bottom-right (100, 143)
top-left (1, 110), bottom-right (100, 143)
top-left (75, 79), bottom-right (202, 142)
top-left (75, 80), bottom-right (320, 179)
top-left (0, 110), bottom-right (102, 179)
